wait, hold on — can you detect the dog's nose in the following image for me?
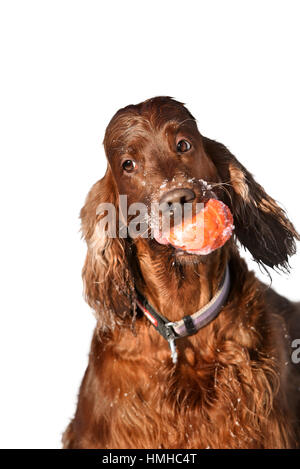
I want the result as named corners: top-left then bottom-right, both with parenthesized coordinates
top-left (159, 188), bottom-right (196, 213)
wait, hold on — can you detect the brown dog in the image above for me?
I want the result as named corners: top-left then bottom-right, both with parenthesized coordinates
top-left (63, 97), bottom-right (300, 449)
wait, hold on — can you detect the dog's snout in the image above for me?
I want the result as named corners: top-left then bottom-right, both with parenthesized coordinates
top-left (159, 188), bottom-right (195, 212)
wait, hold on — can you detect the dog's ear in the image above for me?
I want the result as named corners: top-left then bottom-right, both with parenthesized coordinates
top-left (80, 166), bottom-right (135, 334)
top-left (203, 137), bottom-right (299, 271)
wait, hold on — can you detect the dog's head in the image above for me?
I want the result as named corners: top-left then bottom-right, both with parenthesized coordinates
top-left (81, 97), bottom-right (299, 331)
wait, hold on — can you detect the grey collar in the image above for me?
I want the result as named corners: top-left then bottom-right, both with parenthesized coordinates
top-left (136, 264), bottom-right (231, 363)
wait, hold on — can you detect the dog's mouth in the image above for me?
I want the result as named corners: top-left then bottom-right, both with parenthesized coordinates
top-left (153, 198), bottom-right (234, 256)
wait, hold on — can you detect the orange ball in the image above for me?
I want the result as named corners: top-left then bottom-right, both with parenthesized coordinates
top-left (167, 199), bottom-right (234, 254)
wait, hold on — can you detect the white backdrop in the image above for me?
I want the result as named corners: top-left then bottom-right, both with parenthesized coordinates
top-left (0, 0), bottom-right (299, 449)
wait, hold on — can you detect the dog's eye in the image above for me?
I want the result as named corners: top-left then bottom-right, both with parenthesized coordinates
top-left (176, 139), bottom-right (191, 153)
top-left (122, 159), bottom-right (136, 173)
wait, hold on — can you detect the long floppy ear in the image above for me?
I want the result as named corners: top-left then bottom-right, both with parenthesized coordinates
top-left (80, 166), bottom-right (135, 334)
top-left (203, 137), bottom-right (299, 271)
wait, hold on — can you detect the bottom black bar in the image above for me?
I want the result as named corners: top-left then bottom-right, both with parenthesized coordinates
top-left (0, 448), bottom-right (298, 465)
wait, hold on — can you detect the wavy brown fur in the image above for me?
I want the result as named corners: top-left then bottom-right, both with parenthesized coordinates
top-left (63, 97), bottom-right (300, 449)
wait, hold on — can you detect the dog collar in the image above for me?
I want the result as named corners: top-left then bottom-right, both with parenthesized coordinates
top-left (136, 264), bottom-right (230, 364)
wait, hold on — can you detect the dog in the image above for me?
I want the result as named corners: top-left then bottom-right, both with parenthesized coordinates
top-left (63, 96), bottom-right (300, 449)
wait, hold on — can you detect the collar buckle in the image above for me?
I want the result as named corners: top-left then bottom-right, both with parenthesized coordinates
top-left (165, 322), bottom-right (178, 364)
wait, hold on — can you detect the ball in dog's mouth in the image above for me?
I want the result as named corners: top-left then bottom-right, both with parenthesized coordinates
top-left (154, 199), bottom-right (234, 255)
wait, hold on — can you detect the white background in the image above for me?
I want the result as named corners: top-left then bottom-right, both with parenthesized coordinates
top-left (0, 0), bottom-right (299, 449)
